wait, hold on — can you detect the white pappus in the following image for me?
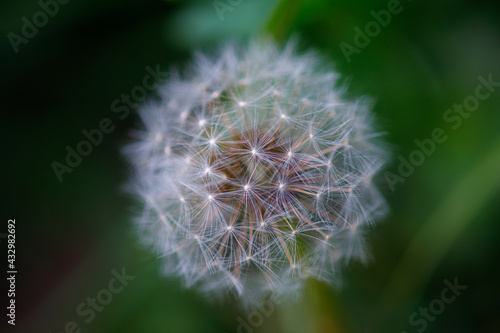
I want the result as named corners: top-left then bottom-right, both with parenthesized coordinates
top-left (124, 39), bottom-right (389, 305)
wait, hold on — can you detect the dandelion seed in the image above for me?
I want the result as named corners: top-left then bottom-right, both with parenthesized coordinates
top-left (124, 39), bottom-right (388, 304)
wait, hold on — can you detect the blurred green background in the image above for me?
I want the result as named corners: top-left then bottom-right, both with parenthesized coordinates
top-left (2, 0), bottom-right (500, 332)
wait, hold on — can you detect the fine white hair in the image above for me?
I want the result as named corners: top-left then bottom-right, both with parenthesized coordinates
top-left (124, 39), bottom-right (388, 305)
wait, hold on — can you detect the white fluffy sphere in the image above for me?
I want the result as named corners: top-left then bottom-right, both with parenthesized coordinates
top-left (124, 40), bottom-right (388, 304)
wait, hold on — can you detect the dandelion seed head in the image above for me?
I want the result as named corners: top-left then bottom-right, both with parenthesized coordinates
top-left (124, 39), bottom-right (389, 305)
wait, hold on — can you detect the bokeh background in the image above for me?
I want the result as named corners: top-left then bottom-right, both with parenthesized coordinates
top-left (2, 0), bottom-right (500, 332)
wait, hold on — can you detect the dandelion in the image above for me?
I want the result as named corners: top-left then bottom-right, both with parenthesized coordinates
top-left (124, 40), bottom-right (388, 304)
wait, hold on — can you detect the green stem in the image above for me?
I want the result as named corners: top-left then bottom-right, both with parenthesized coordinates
top-left (278, 279), bottom-right (351, 333)
top-left (261, 0), bottom-right (302, 42)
